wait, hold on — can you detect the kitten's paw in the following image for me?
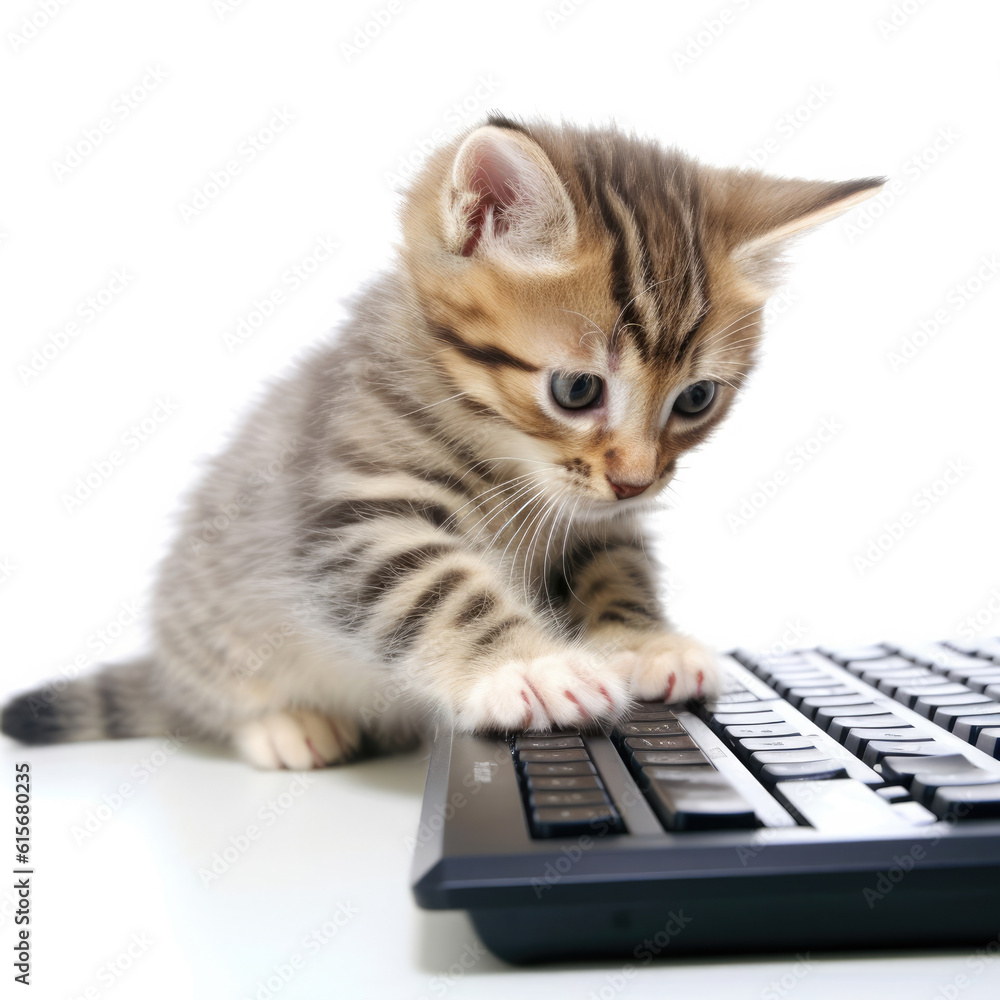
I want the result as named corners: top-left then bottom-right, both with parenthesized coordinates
top-left (626, 633), bottom-right (720, 703)
top-left (233, 710), bottom-right (361, 770)
top-left (455, 652), bottom-right (629, 732)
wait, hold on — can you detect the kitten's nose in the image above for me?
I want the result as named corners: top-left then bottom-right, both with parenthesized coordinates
top-left (606, 476), bottom-right (653, 500)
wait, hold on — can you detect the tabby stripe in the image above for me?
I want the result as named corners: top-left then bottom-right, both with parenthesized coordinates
top-left (385, 569), bottom-right (470, 657)
top-left (625, 194), bottom-right (659, 338)
top-left (454, 591), bottom-right (497, 627)
top-left (406, 466), bottom-right (480, 500)
top-left (604, 600), bottom-right (656, 619)
top-left (307, 498), bottom-right (452, 537)
top-left (584, 163), bottom-right (647, 360)
top-left (669, 310), bottom-right (709, 369)
top-left (369, 382), bottom-right (444, 439)
top-left (474, 615), bottom-right (527, 649)
top-left (547, 538), bottom-right (637, 602)
top-left (433, 325), bottom-right (539, 373)
top-left (369, 381), bottom-right (483, 467)
top-left (358, 543), bottom-right (455, 605)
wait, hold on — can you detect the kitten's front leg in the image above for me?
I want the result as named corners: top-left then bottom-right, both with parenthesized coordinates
top-left (312, 511), bottom-right (630, 733)
top-left (555, 535), bottom-right (719, 702)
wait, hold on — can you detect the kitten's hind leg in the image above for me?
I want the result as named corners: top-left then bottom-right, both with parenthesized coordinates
top-left (233, 710), bottom-right (361, 770)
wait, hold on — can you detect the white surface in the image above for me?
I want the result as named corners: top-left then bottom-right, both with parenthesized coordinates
top-left (2, 0), bottom-right (1000, 996)
top-left (4, 736), bottom-right (1000, 1000)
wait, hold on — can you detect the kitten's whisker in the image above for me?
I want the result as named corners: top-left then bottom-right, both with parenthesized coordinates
top-left (462, 477), bottom-right (550, 549)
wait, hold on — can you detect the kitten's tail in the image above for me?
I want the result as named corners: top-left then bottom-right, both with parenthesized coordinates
top-left (1, 658), bottom-right (174, 745)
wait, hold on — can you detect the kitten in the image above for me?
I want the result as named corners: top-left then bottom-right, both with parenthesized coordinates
top-left (2, 116), bottom-right (882, 769)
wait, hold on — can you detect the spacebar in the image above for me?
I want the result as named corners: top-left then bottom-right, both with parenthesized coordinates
top-left (774, 779), bottom-right (915, 832)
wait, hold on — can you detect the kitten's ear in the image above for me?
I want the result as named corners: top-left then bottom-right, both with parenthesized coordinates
top-left (712, 171), bottom-right (885, 291)
top-left (443, 125), bottom-right (577, 271)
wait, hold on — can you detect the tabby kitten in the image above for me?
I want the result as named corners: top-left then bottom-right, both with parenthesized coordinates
top-left (2, 117), bottom-right (882, 769)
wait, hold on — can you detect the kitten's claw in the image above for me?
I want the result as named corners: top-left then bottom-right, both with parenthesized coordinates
top-left (626, 633), bottom-right (720, 703)
top-left (456, 652), bottom-right (628, 732)
top-left (233, 710), bottom-right (360, 770)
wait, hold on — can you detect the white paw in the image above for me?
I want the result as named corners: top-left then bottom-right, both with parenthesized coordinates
top-left (626, 633), bottom-right (719, 703)
top-left (233, 710), bottom-right (361, 770)
top-left (455, 651), bottom-right (629, 732)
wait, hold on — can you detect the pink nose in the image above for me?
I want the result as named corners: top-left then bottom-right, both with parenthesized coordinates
top-left (606, 477), bottom-right (652, 500)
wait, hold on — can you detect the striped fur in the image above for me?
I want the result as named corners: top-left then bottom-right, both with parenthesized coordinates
top-left (1, 117), bottom-right (883, 768)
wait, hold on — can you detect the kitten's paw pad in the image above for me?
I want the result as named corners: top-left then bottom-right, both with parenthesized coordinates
top-left (233, 710), bottom-right (360, 770)
top-left (628, 634), bottom-right (720, 704)
top-left (456, 653), bottom-right (628, 732)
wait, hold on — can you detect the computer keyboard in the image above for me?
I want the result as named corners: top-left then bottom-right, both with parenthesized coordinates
top-left (410, 638), bottom-right (1000, 962)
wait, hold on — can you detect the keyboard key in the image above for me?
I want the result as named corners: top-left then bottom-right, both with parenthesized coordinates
top-left (771, 677), bottom-right (836, 698)
top-left (622, 735), bottom-right (697, 753)
top-left (615, 721), bottom-right (686, 736)
top-left (711, 711), bottom-right (787, 728)
top-left (914, 692), bottom-right (991, 719)
top-left (822, 645), bottom-right (890, 664)
top-left (627, 704), bottom-right (678, 718)
top-left (876, 785), bottom-right (910, 803)
top-left (514, 736), bottom-right (584, 752)
top-left (623, 736), bottom-right (696, 752)
top-left (786, 686), bottom-right (856, 700)
top-left (910, 761), bottom-right (1000, 806)
top-left (812, 703), bottom-right (885, 727)
top-left (516, 748), bottom-right (591, 765)
top-left (964, 672), bottom-right (1000, 692)
top-left (704, 699), bottom-right (777, 715)
top-left (702, 692), bottom-right (760, 708)
top-left (891, 801), bottom-right (938, 825)
top-left (862, 741), bottom-right (951, 765)
top-left (759, 759), bottom-right (848, 784)
top-left (891, 683), bottom-right (973, 708)
top-left (632, 736), bottom-right (698, 767)
top-left (969, 638), bottom-right (1000, 663)
top-left (531, 804), bottom-right (620, 836)
top-left (827, 714), bottom-right (909, 743)
top-left (975, 727), bottom-right (1000, 758)
top-left (843, 655), bottom-right (912, 676)
top-left (858, 664), bottom-right (929, 682)
top-left (630, 749), bottom-right (708, 768)
top-left (892, 642), bottom-right (980, 669)
top-left (749, 748), bottom-right (834, 771)
top-left (522, 727), bottom-right (580, 736)
top-left (740, 735), bottom-right (816, 752)
top-left (798, 694), bottom-right (875, 720)
top-left (877, 675), bottom-right (952, 698)
top-left (530, 789), bottom-right (609, 807)
top-left (933, 701), bottom-right (1000, 743)
top-left (526, 775), bottom-right (602, 791)
top-left (724, 722), bottom-right (800, 739)
top-left (932, 784), bottom-right (1000, 821)
top-left (774, 778), bottom-right (913, 832)
top-left (523, 761), bottom-right (596, 777)
top-left (879, 753), bottom-right (976, 788)
top-left (950, 710), bottom-right (1000, 742)
top-left (843, 727), bottom-right (921, 755)
top-left (643, 768), bottom-right (758, 831)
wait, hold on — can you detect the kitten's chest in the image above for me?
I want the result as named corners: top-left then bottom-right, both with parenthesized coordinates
top-left (455, 491), bottom-right (582, 602)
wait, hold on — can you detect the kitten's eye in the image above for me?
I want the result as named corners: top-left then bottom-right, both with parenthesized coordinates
top-left (550, 372), bottom-right (604, 410)
top-left (673, 380), bottom-right (717, 415)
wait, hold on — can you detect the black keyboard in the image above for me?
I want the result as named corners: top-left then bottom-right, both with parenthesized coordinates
top-left (410, 638), bottom-right (1000, 962)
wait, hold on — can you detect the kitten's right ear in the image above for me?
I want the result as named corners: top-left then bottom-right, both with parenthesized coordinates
top-left (442, 125), bottom-right (577, 272)
top-left (710, 170), bottom-right (886, 293)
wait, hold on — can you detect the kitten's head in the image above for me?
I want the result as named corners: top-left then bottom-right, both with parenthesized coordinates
top-left (400, 116), bottom-right (882, 514)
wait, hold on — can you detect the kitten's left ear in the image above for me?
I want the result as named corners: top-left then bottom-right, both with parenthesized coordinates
top-left (442, 124), bottom-right (577, 272)
top-left (711, 171), bottom-right (886, 291)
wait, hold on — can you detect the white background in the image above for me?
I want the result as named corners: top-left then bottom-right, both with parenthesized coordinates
top-left (2, 0), bottom-right (999, 998)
